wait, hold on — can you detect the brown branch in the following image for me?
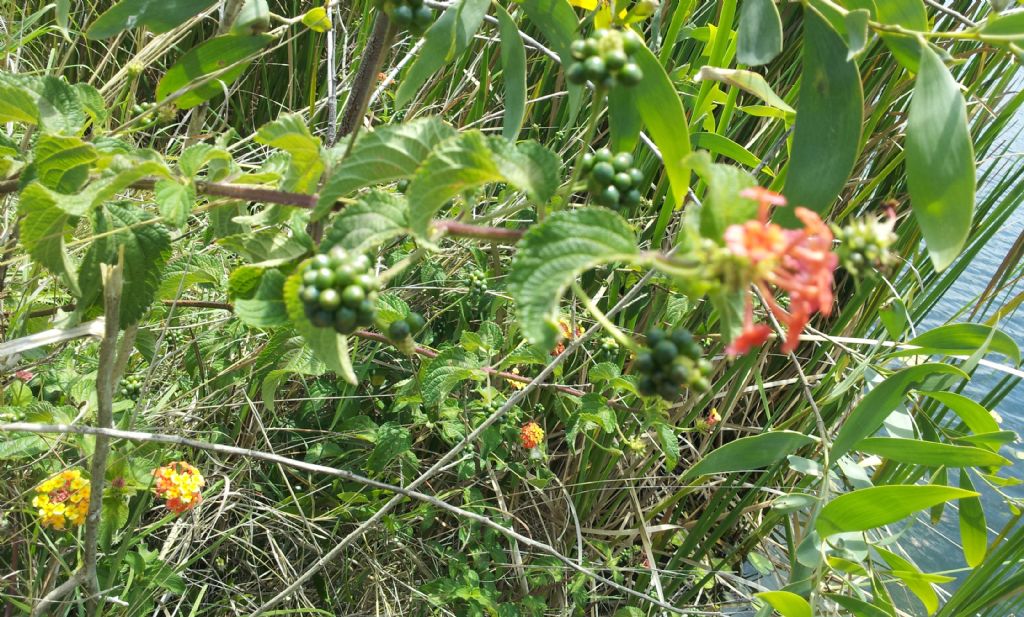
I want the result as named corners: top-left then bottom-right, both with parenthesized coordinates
top-left (0, 177), bottom-right (523, 242)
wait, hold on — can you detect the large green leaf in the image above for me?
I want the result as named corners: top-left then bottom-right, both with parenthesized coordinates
top-left (233, 269), bottom-right (288, 327)
top-left (407, 132), bottom-right (559, 240)
top-left (154, 179), bottom-right (195, 229)
top-left (920, 391), bottom-right (1000, 436)
top-left (980, 11), bottom-right (1024, 41)
top-left (817, 485), bottom-right (977, 536)
top-left (86, 0), bottom-right (218, 39)
top-left (684, 431), bottom-right (815, 480)
top-left (958, 472), bottom-right (987, 568)
top-left (755, 591), bottom-right (811, 617)
top-left (0, 73), bottom-right (86, 135)
top-left (321, 190), bottom-right (409, 254)
top-left (34, 134), bottom-right (96, 194)
top-left (367, 423), bottom-right (413, 473)
top-left (155, 35), bottom-right (273, 109)
top-left (283, 266), bottom-right (356, 384)
top-left (18, 183), bottom-right (84, 294)
top-left (856, 438), bottom-right (1011, 468)
top-left (495, 5), bottom-right (526, 141)
top-left (315, 117), bottom-right (456, 219)
top-left (420, 347), bottom-right (484, 407)
top-left (507, 208), bottom-right (638, 349)
top-left (874, 546), bottom-right (940, 614)
top-left (875, 0), bottom-right (927, 73)
top-left (685, 151), bottom-right (758, 242)
top-left (906, 43), bottom-right (975, 271)
top-left (78, 203), bottom-right (172, 327)
top-left (255, 113), bottom-right (324, 193)
top-left (395, 0), bottom-right (490, 108)
top-left (830, 364), bottom-right (967, 459)
top-left (632, 42), bottom-right (691, 220)
top-left (898, 323), bottom-right (1019, 363)
top-left (737, 0), bottom-right (783, 66)
top-left (781, 10), bottom-right (862, 223)
top-left (825, 594), bottom-right (893, 617)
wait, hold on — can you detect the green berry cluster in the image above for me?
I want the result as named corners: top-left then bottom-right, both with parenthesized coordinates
top-left (833, 215), bottom-right (897, 276)
top-left (388, 311), bottom-right (426, 341)
top-left (566, 29), bottom-right (644, 88)
top-left (581, 148), bottom-right (643, 210)
top-left (635, 328), bottom-right (711, 400)
top-left (299, 247), bottom-right (380, 335)
top-left (165, 328), bottom-right (188, 348)
top-left (380, 0), bottom-right (433, 35)
top-left (466, 269), bottom-right (488, 301)
top-left (120, 375), bottom-right (143, 400)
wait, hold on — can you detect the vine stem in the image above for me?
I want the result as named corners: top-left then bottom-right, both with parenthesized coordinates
top-left (338, 13), bottom-right (395, 157)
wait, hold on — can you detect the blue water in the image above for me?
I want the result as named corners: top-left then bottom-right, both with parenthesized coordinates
top-left (902, 124), bottom-right (1024, 597)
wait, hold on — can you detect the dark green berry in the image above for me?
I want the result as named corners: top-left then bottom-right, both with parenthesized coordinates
top-left (618, 63), bottom-right (643, 86)
top-left (594, 148), bottom-right (614, 164)
top-left (613, 152), bottom-right (634, 172)
top-left (581, 153), bottom-right (595, 171)
top-left (318, 288), bottom-right (341, 311)
top-left (668, 363), bottom-right (689, 385)
top-left (570, 39), bottom-right (589, 60)
top-left (411, 6), bottom-right (433, 28)
top-left (622, 30), bottom-right (643, 55)
top-left (407, 312), bottom-right (426, 333)
top-left (653, 340), bottom-right (678, 365)
top-left (646, 328), bottom-right (666, 346)
top-left (613, 172), bottom-right (633, 191)
top-left (335, 308), bottom-right (357, 333)
top-left (315, 268), bottom-right (335, 289)
top-left (592, 161), bottom-right (615, 185)
top-left (301, 286), bottom-right (320, 304)
top-left (389, 320), bottom-right (411, 340)
top-left (657, 381), bottom-right (680, 401)
top-left (629, 168), bottom-right (644, 186)
top-left (582, 37), bottom-right (600, 57)
top-left (583, 56), bottom-right (607, 81)
top-left (635, 352), bottom-right (654, 373)
top-left (390, 4), bottom-right (413, 25)
top-left (624, 189), bottom-right (642, 208)
top-left (638, 376), bottom-right (656, 397)
top-left (311, 310), bottom-right (333, 328)
top-left (598, 185), bottom-right (621, 207)
top-left (567, 63), bottom-right (588, 85)
top-left (670, 329), bottom-right (694, 350)
top-left (605, 49), bottom-right (628, 70)
top-left (341, 285), bottom-right (366, 307)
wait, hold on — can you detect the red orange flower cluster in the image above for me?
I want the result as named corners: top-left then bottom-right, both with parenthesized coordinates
top-left (153, 461), bottom-right (205, 514)
top-left (520, 422), bottom-right (545, 449)
top-left (551, 318), bottom-right (585, 356)
top-left (724, 188), bottom-right (837, 356)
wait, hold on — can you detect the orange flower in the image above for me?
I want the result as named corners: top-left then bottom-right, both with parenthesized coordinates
top-left (725, 189), bottom-right (837, 356)
top-left (520, 422), bottom-right (545, 449)
top-left (153, 461), bottom-right (205, 514)
top-left (706, 409), bottom-right (721, 427)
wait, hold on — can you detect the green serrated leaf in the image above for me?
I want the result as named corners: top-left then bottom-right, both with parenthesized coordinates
top-left (233, 268), bottom-right (288, 327)
top-left (78, 203), bottom-right (172, 327)
top-left (316, 117), bottom-right (456, 218)
top-left (154, 179), bottom-right (194, 229)
top-left (321, 190), bottom-right (409, 253)
top-left (367, 423), bottom-right (412, 472)
top-left (217, 227), bottom-right (311, 263)
top-left (87, 0), bottom-right (219, 39)
top-left (34, 135), bottom-right (96, 194)
top-left (654, 421), bottom-right (680, 471)
top-left (255, 113), bottom-right (324, 193)
top-left (685, 150), bottom-right (758, 242)
top-left (407, 132), bottom-right (559, 241)
top-left (507, 208), bottom-right (638, 349)
top-left (178, 143), bottom-right (232, 177)
top-left (156, 35), bottom-right (273, 109)
top-left (906, 45), bottom-right (976, 271)
top-left (420, 347), bottom-right (483, 407)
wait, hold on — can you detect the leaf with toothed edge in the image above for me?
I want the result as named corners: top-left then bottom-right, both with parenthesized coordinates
top-left (507, 208), bottom-right (639, 350)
